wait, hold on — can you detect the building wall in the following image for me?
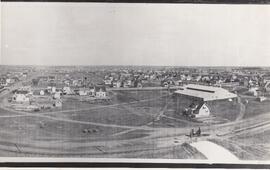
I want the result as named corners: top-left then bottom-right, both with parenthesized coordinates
top-left (173, 94), bottom-right (203, 114)
top-left (13, 94), bottom-right (30, 103)
top-left (96, 92), bottom-right (106, 98)
top-left (195, 104), bottom-right (210, 118)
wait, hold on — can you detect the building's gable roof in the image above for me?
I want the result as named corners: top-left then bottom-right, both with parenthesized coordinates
top-left (175, 84), bottom-right (237, 101)
top-left (95, 86), bottom-right (106, 92)
top-left (194, 102), bottom-right (209, 114)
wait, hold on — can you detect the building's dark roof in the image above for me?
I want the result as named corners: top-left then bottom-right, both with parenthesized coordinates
top-left (16, 90), bottom-right (29, 95)
top-left (95, 86), bottom-right (106, 92)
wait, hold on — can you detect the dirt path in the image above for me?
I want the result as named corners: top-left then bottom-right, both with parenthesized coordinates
top-left (218, 119), bottom-right (270, 138)
top-left (235, 97), bottom-right (246, 121)
top-left (190, 141), bottom-right (239, 162)
top-left (146, 102), bottom-right (168, 126)
top-left (113, 99), bottom-right (171, 136)
top-left (0, 105), bottom-right (156, 130)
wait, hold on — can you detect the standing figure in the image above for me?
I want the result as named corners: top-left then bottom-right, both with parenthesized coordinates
top-left (190, 129), bottom-right (194, 138)
top-left (196, 127), bottom-right (201, 136)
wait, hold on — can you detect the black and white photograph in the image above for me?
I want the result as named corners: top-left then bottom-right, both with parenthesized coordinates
top-left (1, 1), bottom-right (270, 167)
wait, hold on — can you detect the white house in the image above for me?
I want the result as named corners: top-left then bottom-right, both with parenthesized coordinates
top-left (248, 87), bottom-right (258, 97)
top-left (89, 88), bottom-right (96, 97)
top-left (104, 79), bottom-right (113, 86)
top-left (52, 87), bottom-right (56, 93)
top-left (265, 81), bottom-right (270, 92)
top-left (113, 81), bottom-right (122, 88)
top-left (40, 90), bottom-right (45, 96)
top-left (79, 89), bottom-right (88, 96)
top-left (96, 91), bottom-right (107, 98)
top-left (175, 80), bottom-right (183, 86)
top-left (13, 94), bottom-right (30, 103)
top-left (53, 92), bottom-right (61, 99)
top-left (116, 81), bottom-right (122, 88)
top-left (63, 87), bottom-right (73, 95)
top-left (257, 96), bottom-right (267, 102)
top-left (193, 103), bottom-right (210, 118)
top-left (184, 102), bottom-right (210, 118)
top-left (95, 86), bottom-right (107, 98)
top-left (6, 78), bottom-right (15, 84)
top-left (54, 99), bottom-right (62, 107)
top-left (186, 75), bottom-right (192, 81)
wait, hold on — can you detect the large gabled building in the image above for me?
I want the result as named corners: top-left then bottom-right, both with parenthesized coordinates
top-left (174, 84), bottom-right (238, 118)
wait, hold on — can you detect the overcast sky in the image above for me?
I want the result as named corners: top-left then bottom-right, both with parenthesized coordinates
top-left (1, 3), bottom-right (270, 66)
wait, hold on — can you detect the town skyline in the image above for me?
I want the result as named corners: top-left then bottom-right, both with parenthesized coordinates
top-left (1, 64), bottom-right (270, 67)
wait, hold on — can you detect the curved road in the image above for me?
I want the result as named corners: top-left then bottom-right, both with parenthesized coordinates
top-left (190, 141), bottom-right (239, 162)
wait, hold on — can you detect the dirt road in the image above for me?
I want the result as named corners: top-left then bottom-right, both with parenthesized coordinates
top-left (190, 141), bottom-right (239, 162)
top-left (235, 96), bottom-right (246, 121)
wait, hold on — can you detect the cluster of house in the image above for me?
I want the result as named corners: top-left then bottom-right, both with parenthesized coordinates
top-left (104, 76), bottom-right (143, 88)
top-left (32, 72), bottom-right (105, 90)
top-left (167, 69), bottom-right (270, 99)
top-left (30, 68), bottom-right (270, 96)
top-left (11, 86), bottom-right (62, 111)
top-left (30, 74), bottom-right (109, 100)
top-left (62, 86), bottom-right (108, 98)
top-left (33, 75), bottom-right (90, 88)
top-left (101, 68), bottom-right (270, 92)
top-left (12, 88), bottom-right (32, 103)
top-left (0, 71), bottom-right (28, 87)
top-left (103, 69), bottom-right (176, 88)
top-left (31, 84), bottom-right (107, 98)
top-left (234, 74), bottom-right (270, 97)
top-left (1, 76), bottom-right (20, 87)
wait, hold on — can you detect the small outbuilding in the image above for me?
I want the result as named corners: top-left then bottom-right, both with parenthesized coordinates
top-left (40, 90), bottom-right (45, 96)
top-left (193, 103), bottom-right (210, 118)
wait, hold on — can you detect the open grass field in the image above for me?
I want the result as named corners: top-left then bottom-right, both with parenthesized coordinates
top-left (0, 108), bottom-right (21, 116)
top-left (242, 97), bottom-right (270, 119)
top-left (63, 107), bottom-right (154, 126)
top-left (208, 100), bottom-right (241, 121)
top-left (209, 137), bottom-right (270, 160)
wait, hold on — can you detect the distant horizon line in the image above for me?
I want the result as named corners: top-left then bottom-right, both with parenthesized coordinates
top-left (0, 64), bottom-right (269, 68)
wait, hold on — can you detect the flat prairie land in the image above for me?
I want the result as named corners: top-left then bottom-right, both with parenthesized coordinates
top-left (0, 89), bottom-right (270, 160)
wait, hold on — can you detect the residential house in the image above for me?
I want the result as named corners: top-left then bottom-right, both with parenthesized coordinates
top-left (89, 88), bottom-right (96, 97)
top-left (6, 78), bottom-right (15, 84)
top-left (53, 92), bottom-right (61, 99)
top-left (63, 87), bottom-right (73, 95)
top-left (40, 90), bottom-right (45, 96)
top-left (79, 89), bottom-right (88, 96)
top-left (95, 86), bottom-right (107, 98)
top-left (113, 80), bottom-right (122, 88)
top-left (184, 102), bottom-right (210, 118)
top-left (12, 90), bottom-right (31, 103)
top-left (53, 99), bottom-right (62, 107)
top-left (104, 79), bottom-right (113, 87)
top-left (265, 81), bottom-right (270, 92)
top-left (248, 87), bottom-right (258, 97)
top-left (193, 103), bottom-right (210, 118)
